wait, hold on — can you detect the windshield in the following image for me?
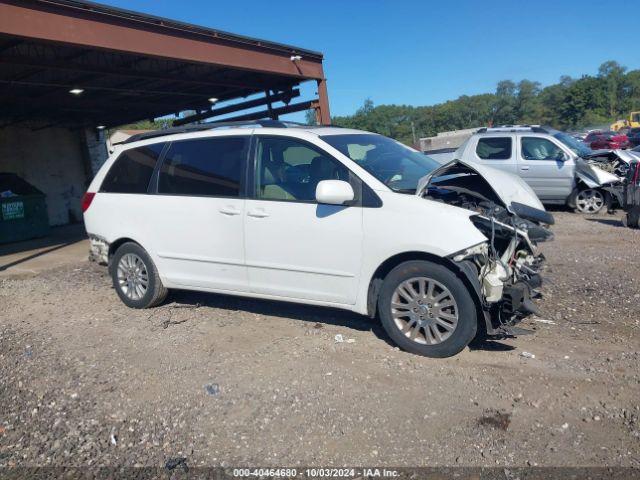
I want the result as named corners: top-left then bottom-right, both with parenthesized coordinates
top-left (554, 131), bottom-right (592, 157)
top-left (320, 134), bottom-right (440, 193)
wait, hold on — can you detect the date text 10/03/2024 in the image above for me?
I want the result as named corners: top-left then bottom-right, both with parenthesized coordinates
top-left (232, 468), bottom-right (400, 478)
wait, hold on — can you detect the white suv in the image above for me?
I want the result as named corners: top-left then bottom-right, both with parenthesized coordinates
top-left (83, 121), bottom-right (553, 358)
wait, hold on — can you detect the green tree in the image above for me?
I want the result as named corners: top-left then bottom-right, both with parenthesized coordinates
top-left (492, 80), bottom-right (517, 125)
top-left (332, 61), bottom-right (640, 142)
top-left (598, 61), bottom-right (627, 118)
top-left (515, 80), bottom-right (541, 123)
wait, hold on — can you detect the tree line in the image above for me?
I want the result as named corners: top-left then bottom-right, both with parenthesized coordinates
top-left (328, 61), bottom-right (640, 146)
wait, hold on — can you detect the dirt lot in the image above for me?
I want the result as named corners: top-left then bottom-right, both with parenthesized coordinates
top-left (1, 211), bottom-right (639, 469)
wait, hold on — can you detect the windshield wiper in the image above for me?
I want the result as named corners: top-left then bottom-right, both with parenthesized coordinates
top-left (392, 188), bottom-right (416, 194)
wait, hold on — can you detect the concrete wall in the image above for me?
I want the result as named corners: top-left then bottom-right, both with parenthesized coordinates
top-left (419, 127), bottom-right (480, 153)
top-left (0, 126), bottom-right (89, 226)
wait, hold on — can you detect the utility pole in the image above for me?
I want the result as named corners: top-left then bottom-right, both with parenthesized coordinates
top-left (411, 121), bottom-right (417, 147)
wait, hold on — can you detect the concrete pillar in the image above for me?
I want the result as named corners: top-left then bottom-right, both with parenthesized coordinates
top-left (80, 127), bottom-right (109, 178)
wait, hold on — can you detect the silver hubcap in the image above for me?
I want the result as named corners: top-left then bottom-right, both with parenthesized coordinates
top-left (576, 189), bottom-right (604, 213)
top-left (116, 253), bottom-right (149, 300)
top-left (391, 277), bottom-right (459, 345)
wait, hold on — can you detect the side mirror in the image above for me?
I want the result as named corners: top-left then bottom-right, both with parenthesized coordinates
top-left (315, 180), bottom-right (354, 205)
top-left (557, 152), bottom-right (570, 162)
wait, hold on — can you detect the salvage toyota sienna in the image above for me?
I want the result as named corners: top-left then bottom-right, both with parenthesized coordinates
top-left (83, 121), bottom-right (554, 358)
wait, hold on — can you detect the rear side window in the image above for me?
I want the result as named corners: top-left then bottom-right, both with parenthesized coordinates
top-left (158, 137), bottom-right (247, 197)
top-left (476, 137), bottom-right (512, 160)
top-left (100, 143), bottom-right (164, 194)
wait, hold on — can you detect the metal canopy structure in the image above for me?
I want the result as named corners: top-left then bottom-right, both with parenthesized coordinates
top-left (0, 0), bottom-right (331, 129)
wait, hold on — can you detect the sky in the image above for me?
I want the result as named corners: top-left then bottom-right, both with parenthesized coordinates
top-left (104, 0), bottom-right (639, 119)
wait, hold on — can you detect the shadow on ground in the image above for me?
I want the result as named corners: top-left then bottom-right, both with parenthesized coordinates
top-left (585, 218), bottom-right (624, 228)
top-left (166, 289), bottom-right (516, 354)
top-left (169, 289), bottom-right (377, 333)
top-left (0, 223), bottom-right (86, 257)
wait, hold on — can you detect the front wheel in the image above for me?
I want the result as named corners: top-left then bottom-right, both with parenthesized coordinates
top-left (377, 260), bottom-right (477, 358)
top-left (574, 188), bottom-right (605, 214)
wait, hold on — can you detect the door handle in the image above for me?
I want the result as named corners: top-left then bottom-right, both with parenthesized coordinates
top-left (219, 206), bottom-right (241, 216)
top-left (247, 209), bottom-right (270, 218)
top-left (520, 166), bottom-right (530, 171)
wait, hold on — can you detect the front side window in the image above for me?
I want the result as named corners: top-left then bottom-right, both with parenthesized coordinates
top-left (320, 133), bottom-right (439, 193)
top-left (101, 143), bottom-right (164, 194)
top-left (475, 137), bottom-right (512, 160)
top-left (255, 137), bottom-right (350, 202)
top-left (521, 137), bottom-right (564, 161)
top-left (158, 137), bottom-right (247, 197)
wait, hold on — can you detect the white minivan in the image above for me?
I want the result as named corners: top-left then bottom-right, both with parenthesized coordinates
top-left (83, 121), bottom-right (553, 357)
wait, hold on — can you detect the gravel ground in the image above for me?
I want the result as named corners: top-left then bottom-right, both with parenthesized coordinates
top-left (1, 211), bottom-right (639, 469)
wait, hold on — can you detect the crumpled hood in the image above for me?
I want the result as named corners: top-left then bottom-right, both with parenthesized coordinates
top-left (575, 157), bottom-right (621, 187)
top-left (416, 159), bottom-right (545, 213)
top-left (583, 148), bottom-right (640, 164)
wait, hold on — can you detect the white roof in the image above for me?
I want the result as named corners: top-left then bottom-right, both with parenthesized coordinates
top-left (119, 125), bottom-right (375, 149)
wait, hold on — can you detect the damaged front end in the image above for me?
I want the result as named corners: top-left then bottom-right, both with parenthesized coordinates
top-left (580, 150), bottom-right (640, 209)
top-left (418, 160), bottom-right (554, 336)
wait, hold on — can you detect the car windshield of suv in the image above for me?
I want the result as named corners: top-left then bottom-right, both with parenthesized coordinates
top-left (320, 134), bottom-right (440, 193)
top-left (553, 131), bottom-right (592, 157)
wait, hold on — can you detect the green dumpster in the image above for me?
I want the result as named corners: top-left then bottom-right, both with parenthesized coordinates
top-left (0, 173), bottom-right (50, 244)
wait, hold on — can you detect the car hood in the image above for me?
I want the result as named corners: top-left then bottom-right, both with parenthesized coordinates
top-left (583, 149), bottom-right (640, 164)
top-left (575, 157), bottom-right (621, 187)
top-left (416, 159), bottom-right (545, 213)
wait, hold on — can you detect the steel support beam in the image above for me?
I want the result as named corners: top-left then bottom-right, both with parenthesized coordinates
top-left (173, 89), bottom-right (300, 126)
top-left (0, 0), bottom-right (325, 79)
top-left (0, 54), bottom-right (288, 91)
top-left (316, 78), bottom-right (331, 125)
top-left (213, 100), bottom-right (315, 123)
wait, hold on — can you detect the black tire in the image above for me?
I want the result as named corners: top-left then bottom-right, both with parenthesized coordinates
top-left (627, 207), bottom-right (640, 229)
top-left (572, 188), bottom-right (606, 214)
top-left (110, 242), bottom-right (168, 308)
top-left (377, 260), bottom-right (477, 358)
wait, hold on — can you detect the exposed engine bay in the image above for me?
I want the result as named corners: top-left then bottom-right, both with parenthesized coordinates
top-left (581, 150), bottom-right (640, 210)
top-left (417, 161), bottom-right (554, 337)
top-left (584, 149), bottom-right (640, 178)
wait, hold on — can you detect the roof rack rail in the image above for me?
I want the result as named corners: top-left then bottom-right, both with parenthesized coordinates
top-left (476, 125), bottom-right (549, 134)
top-left (120, 119), bottom-right (289, 144)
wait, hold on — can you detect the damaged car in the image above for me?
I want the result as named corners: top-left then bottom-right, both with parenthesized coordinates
top-left (451, 125), bottom-right (624, 214)
top-left (83, 121), bottom-right (552, 358)
top-left (584, 149), bottom-right (640, 224)
top-left (581, 148), bottom-right (640, 212)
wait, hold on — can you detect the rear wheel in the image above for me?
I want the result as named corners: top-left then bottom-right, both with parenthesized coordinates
top-left (377, 260), bottom-right (477, 358)
top-left (575, 188), bottom-right (605, 214)
top-left (111, 242), bottom-right (168, 308)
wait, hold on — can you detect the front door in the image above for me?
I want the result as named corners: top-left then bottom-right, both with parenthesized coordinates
top-left (517, 135), bottom-right (575, 201)
top-left (244, 135), bottom-right (363, 305)
top-left (150, 135), bottom-right (249, 291)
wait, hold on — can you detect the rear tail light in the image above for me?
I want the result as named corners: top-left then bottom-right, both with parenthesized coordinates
top-left (81, 192), bottom-right (96, 212)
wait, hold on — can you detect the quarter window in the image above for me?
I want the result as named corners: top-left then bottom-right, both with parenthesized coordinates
top-left (100, 143), bottom-right (164, 194)
top-left (255, 137), bottom-right (350, 202)
top-left (521, 137), bottom-right (564, 161)
top-left (475, 137), bottom-right (512, 160)
top-left (158, 137), bottom-right (247, 197)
